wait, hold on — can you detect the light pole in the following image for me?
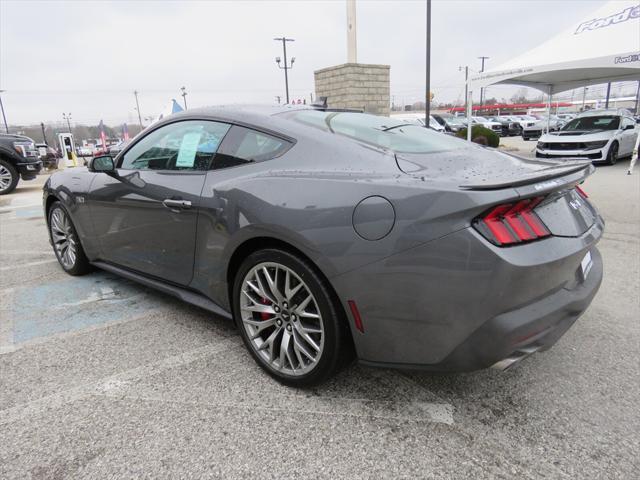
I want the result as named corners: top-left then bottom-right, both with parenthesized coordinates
top-left (425, 0), bottom-right (431, 127)
top-left (478, 56), bottom-right (489, 107)
top-left (133, 90), bottom-right (143, 127)
top-left (0, 90), bottom-right (8, 133)
top-left (459, 65), bottom-right (469, 111)
top-left (582, 87), bottom-right (588, 111)
top-left (41, 122), bottom-right (48, 145)
top-left (181, 86), bottom-right (188, 110)
top-left (62, 113), bottom-right (72, 132)
top-left (274, 36), bottom-right (295, 104)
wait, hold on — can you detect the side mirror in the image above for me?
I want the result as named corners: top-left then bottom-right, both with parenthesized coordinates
top-left (88, 155), bottom-right (115, 173)
top-left (624, 124), bottom-right (635, 131)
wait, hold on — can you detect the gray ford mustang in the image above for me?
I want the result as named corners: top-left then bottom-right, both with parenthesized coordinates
top-left (43, 105), bottom-right (604, 387)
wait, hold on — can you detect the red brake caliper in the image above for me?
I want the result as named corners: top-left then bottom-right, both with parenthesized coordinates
top-left (260, 297), bottom-right (272, 321)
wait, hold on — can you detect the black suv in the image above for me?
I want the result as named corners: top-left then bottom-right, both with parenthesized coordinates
top-left (0, 134), bottom-right (43, 194)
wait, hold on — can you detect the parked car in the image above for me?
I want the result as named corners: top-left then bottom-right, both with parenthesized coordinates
top-left (511, 115), bottom-right (539, 129)
top-left (432, 113), bottom-right (465, 133)
top-left (471, 116), bottom-right (503, 135)
top-left (522, 115), bottom-right (566, 141)
top-left (43, 105), bottom-right (604, 386)
top-left (556, 113), bottom-right (576, 122)
top-left (77, 146), bottom-right (94, 157)
top-left (488, 116), bottom-right (522, 137)
top-left (108, 139), bottom-right (131, 156)
top-left (536, 109), bottom-right (638, 164)
top-left (390, 113), bottom-right (445, 132)
top-left (35, 143), bottom-right (60, 170)
top-left (0, 133), bottom-right (43, 194)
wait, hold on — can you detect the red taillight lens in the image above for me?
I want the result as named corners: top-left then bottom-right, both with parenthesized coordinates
top-left (576, 185), bottom-right (588, 198)
top-left (474, 196), bottom-right (550, 246)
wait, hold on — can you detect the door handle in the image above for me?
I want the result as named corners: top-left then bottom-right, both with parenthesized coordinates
top-left (163, 199), bottom-right (192, 210)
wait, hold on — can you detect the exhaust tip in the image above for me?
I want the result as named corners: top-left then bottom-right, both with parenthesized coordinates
top-left (491, 346), bottom-right (541, 371)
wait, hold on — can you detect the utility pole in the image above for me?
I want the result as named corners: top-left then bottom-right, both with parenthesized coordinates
top-left (347, 0), bottom-right (357, 63)
top-left (635, 80), bottom-right (640, 115)
top-left (604, 82), bottom-right (611, 109)
top-left (274, 37), bottom-right (295, 104)
top-left (41, 122), bottom-right (48, 145)
top-left (581, 86), bottom-right (588, 111)
top-left (0, 90), bottom-right (8, 133)
top-left (425, 0), bottom-right (431, 127)
top-left (478, 56), bottom-right (489, 106)
top-left (62, 113), bottom-right (72, 132)
top-left (180, 86), bottom-right (188, 110)
top-left (459, 66), bottom-right (469, 111)
top-left (133, 90), bottom-right (143, 127)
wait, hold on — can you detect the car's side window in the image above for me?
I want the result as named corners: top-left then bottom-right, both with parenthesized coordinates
top-left (120, 120), bottom-right (231, 171)
top-left (213, 126), bottom-right (292, 170)
top-left (622, 117), bottom-right (635, 129)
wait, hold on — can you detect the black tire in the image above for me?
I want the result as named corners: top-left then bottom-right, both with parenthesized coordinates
top-left (48, 201), bottom-right (92, 275)
top-left (0, 159), bottom-right (19, 195)
top-left (606, 141), bottom-right (619, 165)
top-left (232, 248), bottom-right (351, 387)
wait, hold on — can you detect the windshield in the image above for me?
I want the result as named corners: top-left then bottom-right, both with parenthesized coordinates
top-left (562, 115), bottom-right (620, 132)
top-left (285, 110), bottom-right (465, 154)
top-left (445, 117), bottom-right (465, 125)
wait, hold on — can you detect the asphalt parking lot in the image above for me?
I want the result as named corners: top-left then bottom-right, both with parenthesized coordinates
top-left (1, 163), bottom-right (638, 479)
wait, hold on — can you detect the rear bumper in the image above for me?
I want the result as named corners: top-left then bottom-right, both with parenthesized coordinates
top-left (333, 219), bottom-right (604, 372)
top-left (404, 247), bottom-right (602, 371)
top-left (523, 130), bottom-right (543, 140)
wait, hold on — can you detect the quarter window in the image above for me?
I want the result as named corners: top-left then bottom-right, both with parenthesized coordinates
top-left (120, 120), bottom-right (230, 171)
top-left (213, 126), bottom-right (292, 169)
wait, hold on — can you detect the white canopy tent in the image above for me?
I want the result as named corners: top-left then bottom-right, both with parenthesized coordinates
top-left (465, 0), bottom-right (640, 141)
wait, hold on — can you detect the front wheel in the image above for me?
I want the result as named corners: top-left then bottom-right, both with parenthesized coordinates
top-left (232, 249), bottom-right (350, 387)
top-left (48, 201), bottom-right (92, 275)
top-left (606, 141), bottom-right (618, 165)
top-left (0, 159), bottom-right (19, 195)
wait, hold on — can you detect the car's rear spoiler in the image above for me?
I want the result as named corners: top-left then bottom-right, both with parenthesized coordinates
top-left (459, 160), bottom-right (592, 191)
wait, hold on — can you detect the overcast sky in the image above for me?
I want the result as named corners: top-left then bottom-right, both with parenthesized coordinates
top-left (0, 0), bottom-right (611, 126)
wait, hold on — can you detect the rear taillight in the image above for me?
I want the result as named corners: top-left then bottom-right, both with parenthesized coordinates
top-left (474, 196), bottom-right (551, 246)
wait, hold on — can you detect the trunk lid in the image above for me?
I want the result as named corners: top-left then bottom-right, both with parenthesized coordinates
top-left (395, 146), bottom-right (591, 190)
top-left (396, 146), bottom-right (598, 238)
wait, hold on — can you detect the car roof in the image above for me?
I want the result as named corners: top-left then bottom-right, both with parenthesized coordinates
top-left (577, 108), bottom-right (629, 118)
top-left (0, 133), bottom-right (32, 141)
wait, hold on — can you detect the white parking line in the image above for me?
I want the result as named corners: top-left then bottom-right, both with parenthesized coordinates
top-left (0, 259), bottom-right (58, 271)
top-left (0, 306), bottom-right (169, 355)
top-left (0, 339), bottom-right (239, 424)
top-left (0, 203), bottom-right (43, 213)
top-left (0, 337), bottom-right (455, 426)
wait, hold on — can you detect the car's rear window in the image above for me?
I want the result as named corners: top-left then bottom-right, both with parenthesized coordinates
top-left (283, 110), bottom-right (465, 154)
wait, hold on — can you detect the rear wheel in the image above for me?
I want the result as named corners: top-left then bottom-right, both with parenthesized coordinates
top-left (606, 141), bottom-right (618, 165)
top-left (232, 248), bottom-right (349, 387)
top-left (48, 201), bottom-right (92, 275)
top-left (0, 159), bottom-right (19, 195)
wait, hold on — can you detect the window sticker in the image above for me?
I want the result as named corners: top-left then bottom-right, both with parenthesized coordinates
top-left (176, 131), bottom-right (202, 167)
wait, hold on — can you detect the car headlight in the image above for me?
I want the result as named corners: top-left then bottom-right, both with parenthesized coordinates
top-left (583, 140), bottom-right (608, 149)
top-left (537, 142), bottom-right (547, 149)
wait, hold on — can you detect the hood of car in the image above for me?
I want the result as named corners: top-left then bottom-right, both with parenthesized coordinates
top-left (540, 130), bottom-right (614, 142)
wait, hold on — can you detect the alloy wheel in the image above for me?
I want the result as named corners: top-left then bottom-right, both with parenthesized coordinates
top-left (240, 262), bottom-right (325, 376)
top-left (50, 208), bottom-right (77, 269)
top-left (0, 165), bottom-right (13, 192)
